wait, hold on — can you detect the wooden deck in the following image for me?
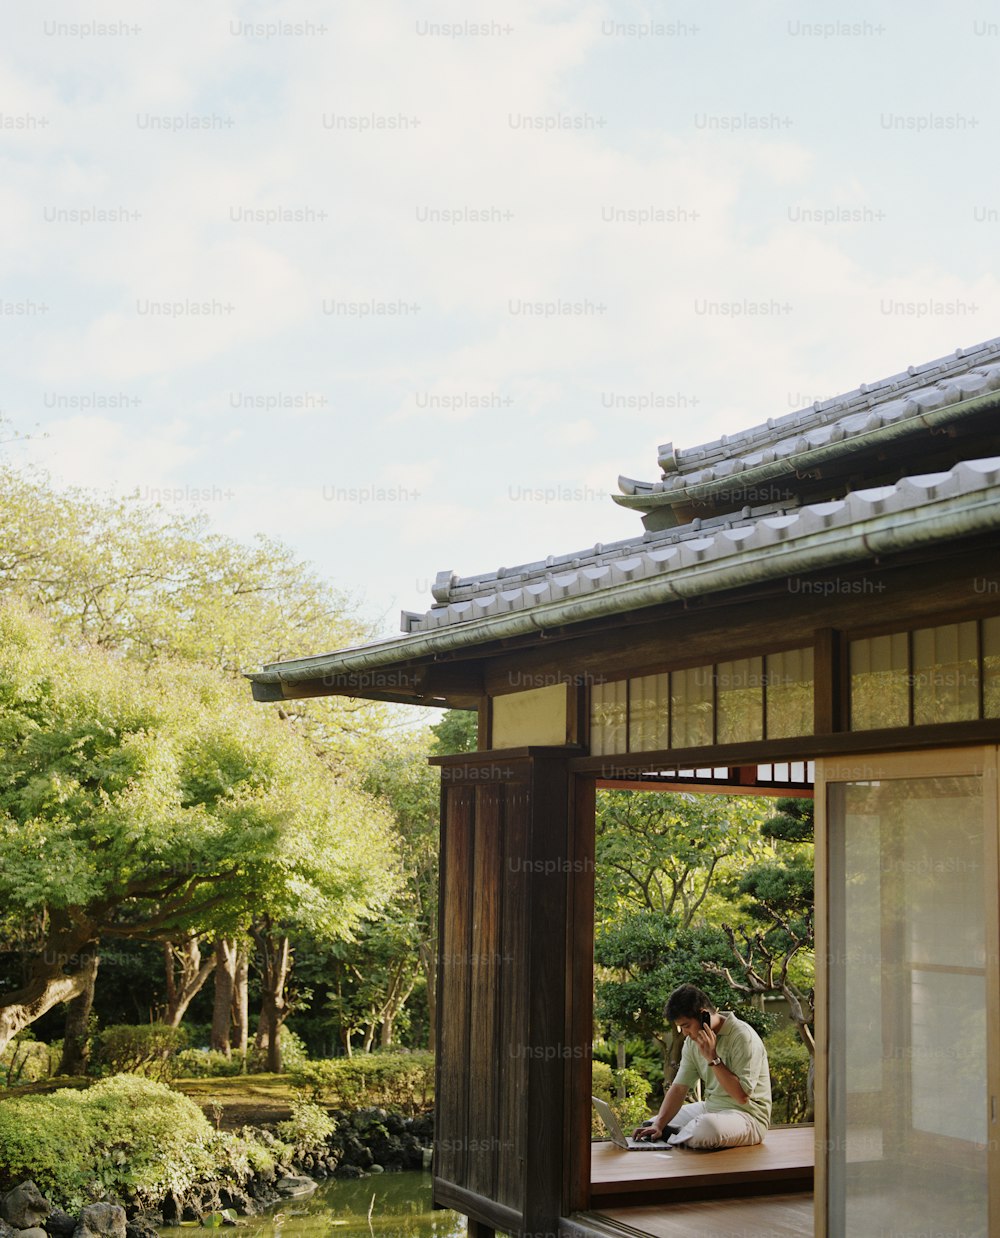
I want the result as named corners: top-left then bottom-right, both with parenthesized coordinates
top-left (590, 1126), bottom-right (814, 1207)
top-left (571, 1191), bottom-right (814, 1237)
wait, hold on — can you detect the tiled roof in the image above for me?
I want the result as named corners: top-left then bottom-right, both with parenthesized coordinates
top-left (615, 336), bottom-right (1000, 515)
top-left (249, 337), bottom-right (1000, 692)
top-left (398, 456), bottom-right (1000, 636)
top-left (251, 453), bottom-right (1000, 690)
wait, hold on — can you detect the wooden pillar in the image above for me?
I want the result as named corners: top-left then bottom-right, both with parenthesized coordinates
top-left (431, 747), bottom-right (580, 1238)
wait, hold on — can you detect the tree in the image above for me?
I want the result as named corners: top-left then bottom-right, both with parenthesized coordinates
top-left (359, 730), bottom-right (441, 1049)
top-left (592, 790), bottom-right (785, 1090)
top-left (161, 938), bottom-right (216, 1027)
top-left (595, 912), bottom-right (728, 1079)
top-left (429, 709), bottom-right (476, 755)
top-left (704, 798), bottom-right (815, 1056)
top-left (0, 460), bottom-right (391, 771)
top-left (0, 605), bottom-right (400, 1057)
top-left (595, 790), bottom-right (772, 932)
top-left (210, 937), bottom-right (247, 1057)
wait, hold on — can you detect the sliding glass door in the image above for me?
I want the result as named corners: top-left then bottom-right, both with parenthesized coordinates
top-left (817, 750), bottom-right (1000, 1238)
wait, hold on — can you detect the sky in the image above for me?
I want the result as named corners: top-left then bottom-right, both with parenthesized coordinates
top-left (4, 0), bottom-right (1000, 651)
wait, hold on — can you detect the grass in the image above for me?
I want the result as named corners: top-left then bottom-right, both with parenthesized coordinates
top-left (173, 1075), bottom-right (310, 1129)
top-left (1, 1074), bottom-right (311, 1131)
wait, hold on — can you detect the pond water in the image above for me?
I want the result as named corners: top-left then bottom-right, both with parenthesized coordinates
top-left (160, 1173), bottom-right (467, 1237)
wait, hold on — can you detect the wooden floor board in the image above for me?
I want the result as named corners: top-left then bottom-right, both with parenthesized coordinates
top-left (591, 1127), bottom-right (814, 1205)
top-left (579, 1191), bottom-right (814, 1237)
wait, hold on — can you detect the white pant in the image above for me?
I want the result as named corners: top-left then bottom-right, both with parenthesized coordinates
top-left (667, 1100), bottom-right (765, 1150)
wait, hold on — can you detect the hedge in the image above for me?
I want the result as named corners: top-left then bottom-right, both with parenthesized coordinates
top-left (0, 1075), bottom-right (282, 1213)
top-left (289, 1051), bottom-right (435, 1113)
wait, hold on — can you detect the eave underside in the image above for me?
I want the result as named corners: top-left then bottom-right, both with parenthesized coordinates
top-left (250, 532), bottom-right (1000, 716)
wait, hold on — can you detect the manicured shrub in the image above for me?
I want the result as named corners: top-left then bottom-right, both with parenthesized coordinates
top-left (766, 1025), bottom-right (812, 1123)
top-left (91, 1025), bottom-right (188, 1081)
top-left (591, 1062), bottom-right (652, 1138)
top-left (175, 1048), bottom-right (246, 1079)
top-left (0, 1034), bottom-right (61, 1087)
top-left (276, 1099), bottom-right (336, 1153)
top-left (289, 1050), bottom-right (435, 1113)
top-left (0, 1075), bottom-right (213, 1211)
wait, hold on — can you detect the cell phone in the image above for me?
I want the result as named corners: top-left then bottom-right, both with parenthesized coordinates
top-left (700, 1010), bottom-right (711, 1027)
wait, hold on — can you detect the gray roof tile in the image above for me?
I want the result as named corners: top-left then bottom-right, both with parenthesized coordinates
top-left (617, 336), bottom-right (1000, 510)
top-left (396, 455), bottom-right (1000, 634)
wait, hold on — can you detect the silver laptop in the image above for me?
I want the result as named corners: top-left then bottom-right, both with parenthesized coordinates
top-left (591, 1095), bottom-right (675, 1151)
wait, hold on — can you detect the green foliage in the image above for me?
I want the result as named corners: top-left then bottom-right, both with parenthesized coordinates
top-left (737, 855), bottom-right (814, 919)
top-left (249, 1025), bottom-right (309, 1074)
top-left (0, 462), bottom-right (368, 674)
top-left (594, 911), bottom-right (737, 1043)
top-left (765, 1025), bottom-right (812, 1123)
top-left (350, 730), bottom-right (441, 1050)
top-left (92, 1024), bottom-right (189, 1081)
top-left (761, 797), bottom-right (814, 844)
top-left (0, 1075), bottom-right (214, 1210)
top-left (591, 1063), bottom-right (652, 1137)
top-left (0, 604), bottom-right (399, 938)
top-left (0, 604), bottom-right (401, 1051)
top-left (289, 1050), bottom-right (435, 1113)
top-left (595, 791), bottom-right (772, 931)
top-left (429, 709), bottom-right (477, 755)
top-left (0, 1032), bottom-right (61, 1087)
top-left (276, 1098), bottom-right (336, 1152)
top-left (174, 1048), bottom-right (246, 1079)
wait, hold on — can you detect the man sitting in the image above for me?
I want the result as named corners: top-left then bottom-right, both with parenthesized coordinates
top-left (633, 983), bottom-right (771, 1150)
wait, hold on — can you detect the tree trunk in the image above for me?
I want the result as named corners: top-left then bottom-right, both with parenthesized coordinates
top-left (251, 919), bottom-right (292, 1073)
top-left (0, 918), bottom-right (99, 1058)
top-left (615, 1038), bottom-right (627, 1099)
top-left (211, 939), bottom-right (237, 1056)
top-left (162, 937), bottom-right (216, 1027)
top-left (58, 941), bottom-right (100, 1075)
top-left (378, 960), bottom-right (416, 1049)
top-left (233, 944), bottom-right (249, 1060)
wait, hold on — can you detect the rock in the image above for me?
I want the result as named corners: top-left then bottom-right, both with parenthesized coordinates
top-left (45, 1213), bottom-right (78, 1238)
top-left (124, 1218), bottom-right (159, 1238)
top-left (334, 1165), bottom-right (366, 1180)
top-left (2, 1183), bottom-right (52, 1230)
top-left (18, 1229), bottom-right (49, 1238)
top-left (71, 1204), bottom-right (126, 1238)
top-left (0, 1220), bottom-right (14, 1238)
top-left (369, 1164), bottom-right (384, 1174)
top-left (273, 1177), bottom-right (317, 1200)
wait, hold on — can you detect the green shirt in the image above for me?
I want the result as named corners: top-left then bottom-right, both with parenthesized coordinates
top-left (673, 1011), bottom-right (772, 1133)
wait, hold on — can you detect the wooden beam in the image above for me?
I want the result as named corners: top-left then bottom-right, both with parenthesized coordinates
top-left (481, 542), bottom-right (1000, 693)
top-left (571, 717), bottom-right (1000, 775)
top-left (595, 779), bottom-right (813, 797)
top-left (251, 661), bottom-right (483, 708)
top-left (813, 628), bottom-right (846, 735)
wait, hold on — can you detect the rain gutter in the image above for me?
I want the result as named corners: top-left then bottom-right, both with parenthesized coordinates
top-left (249, 480), bottom-right (1000, 687)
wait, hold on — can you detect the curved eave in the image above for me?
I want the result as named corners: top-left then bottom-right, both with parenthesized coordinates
top-left (612, 387), bottom-right (1000, 515)
top-left (248, 463), bottom-right (1000, 698)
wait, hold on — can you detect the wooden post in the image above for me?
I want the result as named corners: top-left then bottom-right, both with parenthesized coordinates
top-left (431, 748), bottom-right (577, 1238)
